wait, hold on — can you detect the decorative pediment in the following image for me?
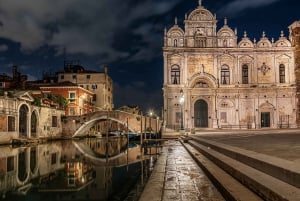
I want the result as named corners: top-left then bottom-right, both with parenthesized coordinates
top-left (238, 40), bottom-right (254, 48)
top-left (275, 31), bottom-right (292, 47)
top-left (13, 91), bottom-right (34, 102)
top-left (218, 53), bottom-right (235, 66)
top-left (218, 99), bottom-right (234, 108)
top-left (188, 8), bottom-right (214, 21)
top-left (276, 54), bottom-right (291, 60)
top-left (188, 72), bottom-right (217, 88)
top-left (239, 55), bottom-right (254, 62)
top-left (217, 27), bottom-right (235, 37)
top-left (167, 26), bottom-right (184, 37)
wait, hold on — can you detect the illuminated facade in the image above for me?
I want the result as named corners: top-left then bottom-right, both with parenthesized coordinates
top-left (163, 1), bottom-right (300, 130)
top-left (57, 64), bottom-right (113, 111)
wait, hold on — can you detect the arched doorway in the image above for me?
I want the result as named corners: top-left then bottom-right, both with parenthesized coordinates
top-left (31, 111), bottom-right (38, 137)
top-left (194, 99), bottom-right (208, 128)
top-left (19, 105), bottom-right (29, 138)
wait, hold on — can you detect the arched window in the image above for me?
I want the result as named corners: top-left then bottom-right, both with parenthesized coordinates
top-left (221, 65), bottom-right (230, 85)
top-left (171, 65), bottom-right (180, 84)
top-left (174, 39), bottom-right (177, 47)
top-left (223, 39), bottom-right (228, 47)
top-left (242, 64), bottom-right (249, 84)
top-left (279, 64), bottom-right (285, 83)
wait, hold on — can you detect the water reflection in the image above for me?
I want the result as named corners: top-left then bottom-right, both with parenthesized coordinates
top-left (0, 137), bottom-right (161, 201)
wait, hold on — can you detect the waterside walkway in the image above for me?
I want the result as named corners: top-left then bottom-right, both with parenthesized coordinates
top-left (139, 128), bottom-right (300, 201)
top-left (139, 140), bottom-right (224, 201)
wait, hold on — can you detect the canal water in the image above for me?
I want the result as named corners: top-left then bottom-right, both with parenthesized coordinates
top-left (0, 137), bottom-right (161, 201)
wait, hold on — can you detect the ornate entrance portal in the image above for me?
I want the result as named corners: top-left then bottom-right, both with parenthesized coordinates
top-left (194, 99), bottom-right (208, 128)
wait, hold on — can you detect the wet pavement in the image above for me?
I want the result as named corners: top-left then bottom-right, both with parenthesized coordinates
top-left (139, 140), bottom-right (224, 201)
top-left (196, 131), bottom-right (300, 162)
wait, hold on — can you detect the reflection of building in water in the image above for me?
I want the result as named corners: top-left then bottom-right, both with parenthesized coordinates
top-left (0, 139), bottom-right (156, 200)
top-left (0, 143), bottom-right (63, 198)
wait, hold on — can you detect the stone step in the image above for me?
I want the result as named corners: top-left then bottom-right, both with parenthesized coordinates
top-left (190, 136), bottom-right (300, 188)
top-left (181, 140), bottom-right (263, 201)
top-left (185, 138), bottom-right (300, 201)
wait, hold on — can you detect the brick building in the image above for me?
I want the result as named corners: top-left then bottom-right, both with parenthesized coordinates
top-left (57, 62), bottom-right (113, 111)
top-left (40, 82), bottom-right (94, 116)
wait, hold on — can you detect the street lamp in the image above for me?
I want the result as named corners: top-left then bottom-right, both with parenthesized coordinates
top-left (148, 110), bottom-right (153, 139)
top-left (179, 89), bottom-right (184, 131)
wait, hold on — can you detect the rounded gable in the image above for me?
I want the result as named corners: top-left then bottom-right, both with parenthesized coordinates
top-left (187, 7), bottom-right (214, 21)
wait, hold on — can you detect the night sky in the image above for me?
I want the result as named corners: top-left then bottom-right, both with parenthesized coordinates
top-left (0, 0), bottom-right (299, 114)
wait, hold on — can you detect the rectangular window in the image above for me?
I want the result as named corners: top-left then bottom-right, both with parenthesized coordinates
top-left (52, 116), bottom-right (58, 127)
top-left (69, 92), bottom-right (76, 103)
top-left (86, 85), bottom-right (89, 90)
top-left (7, 156), bottom-right (14, 172)
top-left (220, 112), bottom-right (227, 123)
top-left (60, 75), bottom-right (64, 80)
top-left (279, 65), bottom-right (285, 83)
top-left (8, 116), bottom-right (15, 132)
top-left (51, 153), bottom-right (57, 165)
top-left (0, 82), bottom-right (4, 88)
top-left (69, 108), bottom-right (75, 116)
top-left (72, 75), bottom-right (76, 80)
top-left (242, 65), bottom-right (249, 84)
top-left (171, 66), bottom-right (180, 85)
top-left (93, 94), bottom-right (97, 101)
top-left (221, 71), bottom-right (230, 85)
top-left (86, 75), bottom-right (91, 79)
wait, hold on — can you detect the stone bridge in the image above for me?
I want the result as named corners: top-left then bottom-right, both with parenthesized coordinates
top-left (61, 110), bottom-right (162, 138)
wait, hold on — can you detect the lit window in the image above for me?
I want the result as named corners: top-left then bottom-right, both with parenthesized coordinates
top-left (171, 65), bottom-right (180, 84)
top-left (221, 65), bottom-right (230, 85)
top-left (69, 92), bottom-right (76, 103)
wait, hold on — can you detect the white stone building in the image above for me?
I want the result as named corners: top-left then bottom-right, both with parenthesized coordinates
top-left (163, 1), bottom-right (299, 130)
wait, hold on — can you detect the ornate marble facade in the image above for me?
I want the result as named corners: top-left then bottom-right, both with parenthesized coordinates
top-left (163, 1), bottom-right (300, 130)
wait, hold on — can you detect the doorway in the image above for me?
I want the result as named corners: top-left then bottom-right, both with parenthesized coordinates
top-left (194, 99), bottom-right (208, 127)
top-left (19, 105), bottom-right (28, 138)
top-left (261, 112), bottom-right (270, 127)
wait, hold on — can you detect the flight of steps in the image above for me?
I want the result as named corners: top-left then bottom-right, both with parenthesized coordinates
top-left (181, 136), bottom-right (300, 201)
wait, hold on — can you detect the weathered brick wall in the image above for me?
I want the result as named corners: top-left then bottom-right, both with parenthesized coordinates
top-left (290, 22), bottom-right (300, 127)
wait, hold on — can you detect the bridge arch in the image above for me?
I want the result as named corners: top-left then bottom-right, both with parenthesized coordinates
top-left (72, 115), bottom-right (136, 137)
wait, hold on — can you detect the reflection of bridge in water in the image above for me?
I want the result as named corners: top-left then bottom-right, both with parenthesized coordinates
top-left (73, 137), bottom-right (161, 167)
top-left (63, 110), bottom-right (162, 138)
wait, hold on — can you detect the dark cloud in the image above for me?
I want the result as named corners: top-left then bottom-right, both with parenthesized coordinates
top-left (0, 44), bottom-right (8, 52)
top-left (0, 0), bottom-right (180, 62)
top-left (218, 0), bottom-right (281, 17)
